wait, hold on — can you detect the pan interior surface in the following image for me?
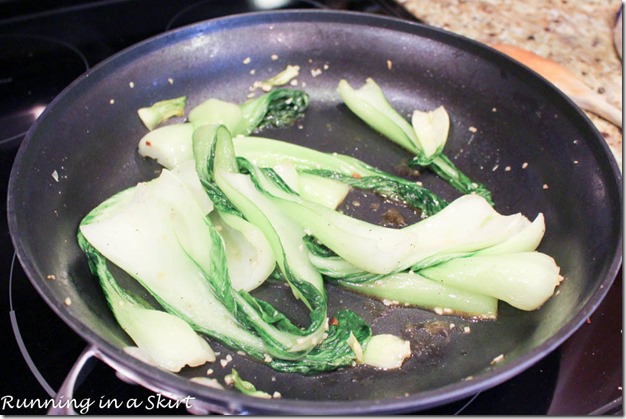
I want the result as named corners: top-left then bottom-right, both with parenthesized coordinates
top-left (7, 10), bottom-right (622, 413)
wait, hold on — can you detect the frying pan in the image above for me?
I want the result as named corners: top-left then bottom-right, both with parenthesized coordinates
top-left (7, 10), bottom-right (622, 414)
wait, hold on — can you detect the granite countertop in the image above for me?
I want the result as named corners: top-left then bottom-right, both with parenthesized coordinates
top-left (398, 0), bottom-right (623, 167)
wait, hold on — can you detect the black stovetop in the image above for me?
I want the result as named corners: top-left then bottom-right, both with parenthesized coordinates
top-left (0, 0), bottom-right (622, 415)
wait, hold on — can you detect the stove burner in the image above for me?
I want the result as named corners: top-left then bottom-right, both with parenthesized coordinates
top-left (165, 0), bottom-right (324, 30)
top-left (0, 34), bottom-right (88, 145)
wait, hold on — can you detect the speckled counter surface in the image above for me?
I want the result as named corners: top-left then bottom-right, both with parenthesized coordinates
top-left (398, 0), bottom-right (623, 167)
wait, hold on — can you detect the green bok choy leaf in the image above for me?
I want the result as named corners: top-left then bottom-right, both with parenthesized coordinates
top-left (337, 78), bottom-right (493, 204)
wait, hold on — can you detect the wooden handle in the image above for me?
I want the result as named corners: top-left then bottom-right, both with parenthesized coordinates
top-left (491, 43), bottom-right (622, 128)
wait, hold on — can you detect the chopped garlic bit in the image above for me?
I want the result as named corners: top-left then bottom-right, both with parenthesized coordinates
top-left (387, 59), bottom-right (393, 70)
top-left (310, 68), bottom-right (322, 77)
top-left (504, 166), bottom-right (512, 172)
top-left (243, 57), bottom-right (251, 64)
top-left (109, 99), bottom-right (115, 105)
top-left (168, 78), bottom-right (174, 84)
top-left (220, 356), bottom-right (232, 367)
top-left (271, 54), bottom-right (278, 60)
top-left (361, 334), bottom-right (411, 370)
top-left (543, 184), bottom-right (549, 189)
top-left (522, 162), bottom-right (529, 169)
top-left (46, 274), bottom-right (56, 280)
top-left (491, 354), bottom-right (505, 365)
top-left (51, 170), bottom-right (59, 182)
top-left (272, 391), bottom-right (282, 399)
top-left (468, 126), bottom-right (477, 133)
top-left (64, 297), bottom-right (72, 306)
top-left (463, 326), bottom-right (471, 334)
top-left (129, 81), bottom-right (135, 88)
top-left (191, 376), bottom-right (224, 390)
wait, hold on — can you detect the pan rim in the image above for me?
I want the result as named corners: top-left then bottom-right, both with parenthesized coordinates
top-left (7, 8), bottom-right (623, 414)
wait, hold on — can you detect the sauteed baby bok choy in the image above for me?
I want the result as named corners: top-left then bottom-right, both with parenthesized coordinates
top-left (78, 84), bottom-right (561, 378)
top-left (338, 78), bottom-right (494, 204)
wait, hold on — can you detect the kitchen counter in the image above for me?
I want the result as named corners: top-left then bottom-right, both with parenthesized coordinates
top-left (398, 0), bottom-right (623, 167)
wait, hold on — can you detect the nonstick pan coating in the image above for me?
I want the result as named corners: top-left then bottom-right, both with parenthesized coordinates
top-left (7, 10), bottom-right (622, 414)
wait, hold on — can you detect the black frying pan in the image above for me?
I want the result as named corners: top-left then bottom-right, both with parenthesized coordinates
top-left (7, 10), bottom-right (622, 414)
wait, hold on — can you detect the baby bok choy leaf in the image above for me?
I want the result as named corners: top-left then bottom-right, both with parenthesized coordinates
top-left (79, 166), bottom-right (370, 373)
top-left (78, 232), bottom-right (216, 372)
top-left (226, 134), bottom-right (532, 319)
top-left (188, 88), bottom-right (309, 136)
top-left (193, 124), bottom-right (373, 367)
top-left (225, 369), bottom-right (272, 399)
top-left (267, 188), bottom-right (532, 275)
top-left (78, 169), bottom-right (270, 359)
top-left (337, 78), bottom-right (493, 204)
top-left (233, 135), bottom-right (447, 216)
top-left (419, 252), bottom-right (561, 311)
top-left (303, 231), bottom-right (499, 318)
top-left (138, 123), bottom-right (194, 170)
top-left (194, 124), bottom-right (330, 356)
top-left (337, 271), bottom-right (498, 319)
top-left (137, 96), bottom-right (187, 131)
top-left (136, 121), bottom-right (275, 293)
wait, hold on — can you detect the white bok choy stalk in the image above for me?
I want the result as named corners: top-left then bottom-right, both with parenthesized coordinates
top-left (188, 88), bottom-right (309, 136)
top-left (78, 233), bottom-right (216, 372)
top-left (419, 252), bottom-right (561, 311)
top-left (304, 202), bottom-right (557, 315)
top-left (337, 78), bottom-right (493, 204)
top-left (78, 169), bottom-right (271, 359)
top-left (337, 271), bottom-right (499, 319)
top-left (137, 123), bottom-right (275, 293)
top-left (268, 188), bottom-right (533, 275)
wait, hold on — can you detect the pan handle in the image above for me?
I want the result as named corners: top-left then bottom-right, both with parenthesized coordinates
top-left (47, 345), bottom-right (247, 415)
top-left (47, 346), bottom-right (99, 415)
